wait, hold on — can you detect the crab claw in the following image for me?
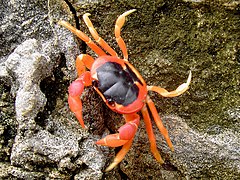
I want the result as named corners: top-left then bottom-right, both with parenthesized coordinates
top-left (96, 114), bottom-right (140, 171)
top-left (68, 79), bottom-right (85, 128)
top-left (96, 134), bottom-right (128, 147)
top-left (96, 118), bottom-right (139, 147)
top-left (68, 72), bottom-right (92, 128)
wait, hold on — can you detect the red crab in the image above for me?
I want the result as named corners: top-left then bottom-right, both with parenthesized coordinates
top-left (59, 9), bottom-right (191, 171)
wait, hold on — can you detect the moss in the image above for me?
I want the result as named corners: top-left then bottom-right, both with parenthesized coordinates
top-left (0, 82), bottom-right (17, 162)
top-left (72, 0), bottom-right (239, 133)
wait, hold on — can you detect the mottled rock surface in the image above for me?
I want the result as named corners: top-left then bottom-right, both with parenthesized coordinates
top-left (0, 0), bottom-right (239, 179)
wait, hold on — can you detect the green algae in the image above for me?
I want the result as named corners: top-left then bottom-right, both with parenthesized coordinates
top-left (76, 0), bottom-right (240, 133)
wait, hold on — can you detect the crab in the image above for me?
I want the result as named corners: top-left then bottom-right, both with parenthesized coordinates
top-left (59, 9), bottom-right (191, 171)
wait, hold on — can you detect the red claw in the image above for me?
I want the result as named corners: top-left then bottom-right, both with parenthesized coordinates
top-left (96, 114), bottom-right (139, 148)
top-left (118, 119), bottom-right (139, 140)
top-left (68, 80), bottom-right (84, 96)
top-left (68, 72), bottom-right (93, 128)
top-left (96, 134), bottom-right (128, 147)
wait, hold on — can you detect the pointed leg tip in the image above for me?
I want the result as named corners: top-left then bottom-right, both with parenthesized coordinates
top-left (188, 70), bottom-right (192, 82)
top-left (158, 158), bottom-right (164, 164)
top-left (58, 20), bottom-right (64, 24)
top-left (95, 139), bottom-right (104, 145)
top-left (129, 9), bottom-right (137, 13)
top-left (81, 125), bottom-right (86, 129)
top-left (105, 162), bottom-right (117, 172)
top-left (104, 167), bottom-right (112, 172)
top-left (58, 20), bottom-right (69, 27)
top-left (122, 9), bottom-right (137, 17)
top-left (84, 13), bottom-right (91, 17)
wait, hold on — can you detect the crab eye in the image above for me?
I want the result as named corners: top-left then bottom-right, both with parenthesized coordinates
top-left (107, 100), bottom-right (115, 107)
top-left (92, 80), bottom-right (99, 87)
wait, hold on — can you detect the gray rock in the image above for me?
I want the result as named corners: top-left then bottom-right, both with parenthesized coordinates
top-left (5, 39), bottom-right (49, 129)
top-left (0, 0), bottom-right (239, 179)
top-left (1, 0), bottom-right (105, 179)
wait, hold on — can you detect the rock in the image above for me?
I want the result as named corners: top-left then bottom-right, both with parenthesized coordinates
top-left (0, 0), bottom-right (239, 179)
top-left (121, 115), bottom-right (240, 179)
top-left (5, 39), bottom-right (50, 130)
top-left (1, 0), bottom-right (105, 179)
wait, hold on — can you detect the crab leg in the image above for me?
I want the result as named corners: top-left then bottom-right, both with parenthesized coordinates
top-left (115, 9), bottom-right (136, 60)
top-left (141, 104), bottom-right (164, 164)
top-left (76, 54), bottom-right (94, 76)
top-left (83, 13), bottom-right (118, 57)
top-left (148, 71), bottom-right (192, 97)
top-left (58, 20), bottom-right (106, 56)
top-left (146, 96), bottom-right (174, 151)
top-left (105, 139), bottom-right (133, 172)
top-left (96, 113), bottom-right (140, 171)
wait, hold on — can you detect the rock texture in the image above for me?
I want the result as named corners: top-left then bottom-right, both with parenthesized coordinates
top-left (0, 0), bottom-right (239, 179)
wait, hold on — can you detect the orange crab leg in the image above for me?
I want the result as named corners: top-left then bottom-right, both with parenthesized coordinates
top-left (105, 139), bottom-right (134, 172)
top-left (76, 54), bottom-right (94, 76)
top-left (148, 71), bottom-right (192, 97)
top-left (141, 104), bottom-right (164, 164)
top-left (115, 9), bottom-right (136, 60)
top-left (96, 113), bottom-right (140, 171)
top-left (146, 96), bottom-right (174, 151)
top-left (83, 13), bottom-right (118, 57)
top-left (58, 20), bottom-right (106, 56)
